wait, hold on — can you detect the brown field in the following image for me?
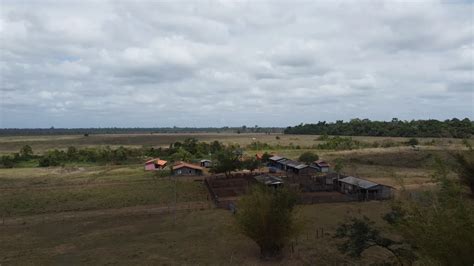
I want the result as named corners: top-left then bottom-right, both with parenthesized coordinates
top-left (0, 132), bottom-right (466, 154)
top-left (0, 133), bottom-right (468, 264)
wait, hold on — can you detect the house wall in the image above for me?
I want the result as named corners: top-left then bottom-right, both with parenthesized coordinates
top-left (298, 167), bottom-right (318, 175)
top-left (201, 162), bottom-right (212, 168)
top-left (144, 163), bottom-right (156, 171)
top-left (376, 185), bottom-right (393, 199)
top-left (174, 167), bottom-right (202, 176)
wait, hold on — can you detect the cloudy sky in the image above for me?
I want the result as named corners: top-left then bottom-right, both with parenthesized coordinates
top-left (0, 0), bottom-right (472, 128)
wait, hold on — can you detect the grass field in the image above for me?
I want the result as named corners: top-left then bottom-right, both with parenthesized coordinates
top-left (1, 202), bottom-right (393, 265)
top-left (0, 133), bottom-right (469, 264)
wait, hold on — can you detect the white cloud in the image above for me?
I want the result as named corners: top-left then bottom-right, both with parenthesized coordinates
top-left (0, 0), bottom-right (472, 128)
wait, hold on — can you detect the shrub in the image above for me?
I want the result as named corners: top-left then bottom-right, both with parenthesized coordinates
top-left (407, 138), bottom-right (419, 146)
top-left (298, 151), bottom-right (319, 164)
top-left (1, 155), bottom-right (15, 168)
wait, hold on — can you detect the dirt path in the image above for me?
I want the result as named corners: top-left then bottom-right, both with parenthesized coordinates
top-left (3, 201), bottom-right (213, 226)
top-left (0, 179), bottom-right (158, 191)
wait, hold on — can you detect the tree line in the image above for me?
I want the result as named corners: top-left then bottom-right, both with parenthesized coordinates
top-left (0, 138), bottom-right (263, 172)
top-left (284, 118), bottom-right (473, 138)
top-left (0, 126), bottom-right (284, 136)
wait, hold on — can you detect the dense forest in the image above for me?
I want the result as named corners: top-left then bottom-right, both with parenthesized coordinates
top-left (284, 118), bottom-right (474, 138)
top-left (0, 126), bottom-right (284, 136)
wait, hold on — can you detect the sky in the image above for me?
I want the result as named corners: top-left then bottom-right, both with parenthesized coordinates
top-left (0, 0), bottom-right (473, 128)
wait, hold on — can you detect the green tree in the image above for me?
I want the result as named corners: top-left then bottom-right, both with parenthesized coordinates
top-left (385, 160), bottom-right (474, 264)
top-left (298, 151), bottom-right (319, 164)
top-left (66, 146), bottom-right (77, 160)
top-left (261, 152), bottom-right (272, 163)
top-left (243, 157), bottom-right (261, 172)
top-left (235, 185), bottom-right (299, 258)
top-left (19, 145), bottom-right (33, 159)
top-left (334, 158), bottom-right (344, 177)
top-left (334, 216), bottom-right (413, 263)
top-left (211, 148), bottom-right (241, 176)
top-left (170, 148), bottom-right (193, 163)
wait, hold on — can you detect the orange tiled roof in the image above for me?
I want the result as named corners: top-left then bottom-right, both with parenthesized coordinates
top-left (173, 162), bottom-right (203, 171)
top-left (145, 158), bottom-right (167, 166)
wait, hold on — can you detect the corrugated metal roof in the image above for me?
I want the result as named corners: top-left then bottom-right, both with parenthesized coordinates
top-left (279, 159), bottom-right (307, 169)
top-left (294, 164), bottom-right (309, 169)
top-left (339, 176), bottom-right (378, 189)
top-left (314, 160), bottom-right (330, 167)
top-left (269, 155), bottom-right (285, 161)
top-left (254, 174), bottom-right (284, 185)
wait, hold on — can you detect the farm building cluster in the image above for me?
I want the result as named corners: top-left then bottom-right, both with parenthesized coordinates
top-left (143, 153), bottom-right (394, 209)
top-left (144, 157), bottom-right (212, 176)
top-left (205, 154), bottom-right (394, 208)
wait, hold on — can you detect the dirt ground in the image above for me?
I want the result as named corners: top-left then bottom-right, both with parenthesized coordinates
top-left (1, 201), bottom-right (394, 265)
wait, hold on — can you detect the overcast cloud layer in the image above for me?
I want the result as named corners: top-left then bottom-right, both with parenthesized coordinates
top-left (0, 0), bottom-right (473, 128)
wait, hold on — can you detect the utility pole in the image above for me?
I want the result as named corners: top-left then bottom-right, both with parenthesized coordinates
top-left (174, 174), bottom-right (177, 225)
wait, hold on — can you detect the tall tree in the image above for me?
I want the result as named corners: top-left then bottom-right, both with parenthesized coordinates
top-left (235, 185), bottom-right (299, 258)
top-left (19, 145), bottom-right (33, 159)
top-left (242, 157), bottom-right (261, 172)
top-left (210, 148), bottom-right (241, 176)
top-left (334, 216), bottom-right (413, 263)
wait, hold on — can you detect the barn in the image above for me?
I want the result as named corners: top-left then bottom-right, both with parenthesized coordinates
top-left (144, 158), bottom-right (167, 171)
top-left (278, 159), bottom-right (317, 175)
top-left (173, 163), bottom-right (204, 176)
top-left (337, 176), bottom-right (393, 200)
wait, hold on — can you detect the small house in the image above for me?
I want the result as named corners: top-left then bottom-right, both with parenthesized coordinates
top-left (144, 158), bottom-right (167, 171)
top-left (254, 174), bottom-right (284, 188)
top-left (337, 176), bottom-right (393, 200)
top-left (312, 160), bottom-right (330, 172)
top-left (268, 155), bottom-right (285, 169)
top-left (173, 163), bottom-right (204, 176)
top-left (279, 159), bottom-right (317, 175)
top-left (200, 159), bottom-right (212, 168)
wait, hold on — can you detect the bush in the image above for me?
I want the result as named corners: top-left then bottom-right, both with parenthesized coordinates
top-left (38, 156), bottom-right (61, 167)
top-left (407, 138), bottom-right (419, 146)
top-left (1, 155), bottom-right (15, 168)
top-left (298, 151), bottom-right (319, 164)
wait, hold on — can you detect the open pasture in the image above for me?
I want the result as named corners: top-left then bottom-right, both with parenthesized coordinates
top-left (0, 132), bottom-right (466, 154)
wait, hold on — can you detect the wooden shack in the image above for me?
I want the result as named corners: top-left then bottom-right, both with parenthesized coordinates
top-left (173, 163), bottom-right (204, 176)
top-left (337, 176), bottom-right (393, 200)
